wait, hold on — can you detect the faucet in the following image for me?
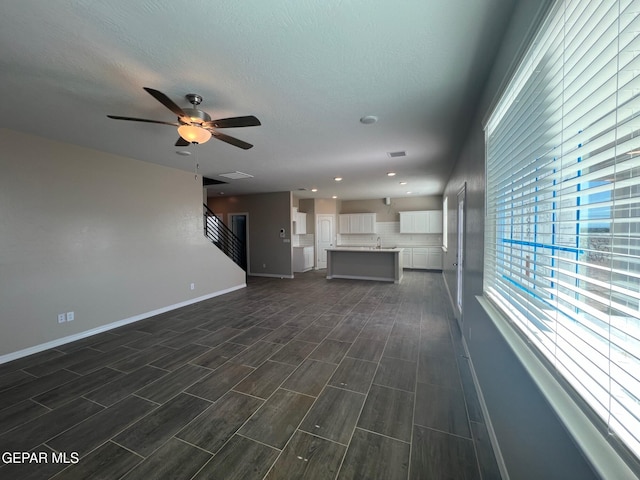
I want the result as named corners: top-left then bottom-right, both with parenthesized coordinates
top-left (376, 237), bottom-right (381, 249)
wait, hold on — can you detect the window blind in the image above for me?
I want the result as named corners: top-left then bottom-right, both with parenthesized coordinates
top-left (485, 0), bottom-right (640, 464)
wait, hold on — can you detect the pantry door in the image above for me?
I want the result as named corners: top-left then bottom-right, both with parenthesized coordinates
top-left (316, 214), bottom-right (335, 269)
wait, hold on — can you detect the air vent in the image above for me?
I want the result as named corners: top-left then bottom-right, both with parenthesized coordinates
top-left (388, 151), bottom-right (406, 158)
top-left (218, 171), bottom-right (254, 180)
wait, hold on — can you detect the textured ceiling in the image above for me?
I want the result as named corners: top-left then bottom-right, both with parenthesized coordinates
top-left (0, 0), bottom-right (517, 200)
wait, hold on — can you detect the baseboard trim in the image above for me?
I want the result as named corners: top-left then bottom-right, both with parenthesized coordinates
top-left (0, 283), bottom-right (246, 365)
top-left (441, 272), bottom-right (509, 479)
top-left (461, 335), bottom-right (511, 480)
top-left (248, 273), bottom-right (294, 279)
top-left (476, 295), bottom-right (638, 480)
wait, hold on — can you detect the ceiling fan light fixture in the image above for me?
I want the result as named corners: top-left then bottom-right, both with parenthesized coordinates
top-left (177, 125), bottom-right (211, 144)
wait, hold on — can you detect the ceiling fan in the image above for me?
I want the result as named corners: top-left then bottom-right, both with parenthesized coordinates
top-left (108, 87), bottom-right (260, 149)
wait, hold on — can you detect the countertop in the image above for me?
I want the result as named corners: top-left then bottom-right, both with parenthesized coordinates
top-left (327, 247), bottom-right (404, 252)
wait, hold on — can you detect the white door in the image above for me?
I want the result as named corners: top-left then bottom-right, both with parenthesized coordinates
top-left (456, 185), bottom-right (466, 320)
top-left (316, 214), bottom-right (335, 269)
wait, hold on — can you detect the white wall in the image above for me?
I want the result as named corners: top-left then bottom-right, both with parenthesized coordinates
top-left (0, 129), bottom-right (246, 358)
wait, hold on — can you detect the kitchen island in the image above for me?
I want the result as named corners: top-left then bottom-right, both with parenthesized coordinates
top-left (326, 247), bottom-right (404, 283)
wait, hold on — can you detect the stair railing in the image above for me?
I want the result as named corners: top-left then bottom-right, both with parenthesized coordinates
top-left (203, 204), bottom-right (246, 270)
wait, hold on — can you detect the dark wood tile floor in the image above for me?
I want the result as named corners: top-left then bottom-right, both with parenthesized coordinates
top-left (0, 270), bottom-right (500, 479)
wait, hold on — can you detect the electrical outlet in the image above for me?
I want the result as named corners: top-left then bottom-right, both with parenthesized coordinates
top-left (190, 283), bottom-right (195, 290)
top-left (58, 313), bottom-right (66, 324)
top-left (66, 311), bottom-right (74, 322)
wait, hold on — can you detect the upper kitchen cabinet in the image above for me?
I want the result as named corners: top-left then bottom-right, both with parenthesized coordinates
top-left (399, 210), bottom-right (442, 234)
top-left (292, 208), bottom-right (307, 234)
top-left (339, 213), bottom-right (376, 234)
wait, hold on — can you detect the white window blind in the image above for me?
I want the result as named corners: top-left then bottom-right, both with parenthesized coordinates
top-left (485, 0), bottom-right (640, 464)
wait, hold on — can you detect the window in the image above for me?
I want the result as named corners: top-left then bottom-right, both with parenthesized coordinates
top-left (485, 0), bottom-right (640, 465)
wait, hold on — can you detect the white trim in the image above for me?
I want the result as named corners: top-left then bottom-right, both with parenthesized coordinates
top-left (443, 273), bottom-right (508, 478)
top-left (476, 295), bottom-right (638, 480)
top-left (0, 284), bottom-right (246, 365)
top-left (248, 273), bottom-right (294, 279)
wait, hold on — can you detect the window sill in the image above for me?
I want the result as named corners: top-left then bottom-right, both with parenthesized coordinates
top-left (476, 295), bottom-right (638, 480)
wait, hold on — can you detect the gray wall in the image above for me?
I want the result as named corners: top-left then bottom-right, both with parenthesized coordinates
top-left (443, 1), bottom-right (598, 479)
top-left (0, 129), bottom-right (246, 358)
top-left (209, 192), bottom-right (294, 277)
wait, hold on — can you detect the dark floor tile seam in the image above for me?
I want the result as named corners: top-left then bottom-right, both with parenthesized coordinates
top-left (183, 359), bottom-right (220, 372)
top-left (370, 381), bottom-right (416, 395)
top-left (355, 426), bottom-right (412, 445)
top-left (331, 325), bottom-right (395, 479)
top-left (27, 398), bottom-right (52, 411)
top-left (163, 433), bottom-right (218, 457)
top-left (109, 363), bottom-right (172, 375)
top-left (414, 423), bottom-right (477, 442)
top-left (408, 322), bottom-right (423, 480)
top-left (451, 355), bottom-right (483, 471)
top-left (234, 431), bottom-right (284, 452)
top-left (271, 386), bottom-right (317, 401)
top-left (225, 339), bottom-right (257, 349)
top-left (32, 401), bottom-right (113, 453)
top-left (4, 369), bottom-right (38, 384)
top-left (379, 351), bottom-right (419, 362)
top-left (107, 438), bottom-right (147, 459)
top-left (193, 428), bottom-right (284, 475)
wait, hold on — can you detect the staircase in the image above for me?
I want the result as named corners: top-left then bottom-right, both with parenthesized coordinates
top-left (203, 204), bottom-right (246, 270)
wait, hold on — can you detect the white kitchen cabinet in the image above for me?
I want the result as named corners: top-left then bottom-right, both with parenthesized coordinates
top-left (426, 247), bottom-right (443, 269)
top-left (402, 247), bottom-right (443, 270)
top-left (292, 208), bottom-right (307, 234)
top-left (427, 211), bottom-right (443, 234)
top-left (304, 247), bottom-right (314, 269)
top-left (296, 212), bottom-right (307, 234)
top-left (399, 211), bottom-right (443, 234)
top-left (293, 246), bottom-right (314, 272)
top-left (339, 214), bottom-right (350, 234)
top-left (402, 249), bottom-right (411, 268)
top-left (338, 213), bottom-right (376, 234)
top-left (411, 248), bottom-right (429, 269)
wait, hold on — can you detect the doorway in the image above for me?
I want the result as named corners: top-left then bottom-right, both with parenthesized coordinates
top-left (316, 214), bottom-right (335, 269)
top-left (456, 184), bottom-right (466, 325)
top-left (228, 213), bottom-right (249, 271)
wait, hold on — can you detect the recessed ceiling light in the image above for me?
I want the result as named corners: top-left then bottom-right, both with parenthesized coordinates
top-left (311, 188), bottom-right (318, 192)
top-left (332, 195), bottom-right (338, 199)
top-left (219, 192), bottom-right (225, 195)
top-left (334, 177), bottom-right (343, 182)
top-left (387, 172), bottom-right (396, 177)
top-left (399, 181), bottom-right (407, 185)
top-left (360, 115), bottom-right (378, 124)
top-left (175, 150), bottom-right (191, 156)
top-left (406, 191), bottom-right (412, 194)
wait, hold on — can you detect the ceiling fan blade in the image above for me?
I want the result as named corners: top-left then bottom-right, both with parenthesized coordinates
top-left (211, 131), bottom-right (253, 150)
top-left (143, 87), bottom-right (190, 121)
top-left (175, 136), bottom-right (190, 147)
top-left (204, 116), bottom-right (261, 129)
top-left (107, 115), bottom-right (179, 126)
